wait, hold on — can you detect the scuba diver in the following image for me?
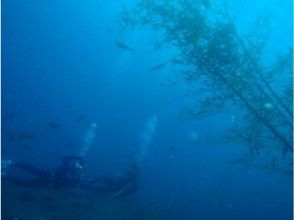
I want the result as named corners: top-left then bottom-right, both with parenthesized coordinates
top-left (2, 157), bottom-right (140, 197)
top-left (2, 156), bottom-right (85, 188)
top-left (2, 120), bottom-right (146, 198)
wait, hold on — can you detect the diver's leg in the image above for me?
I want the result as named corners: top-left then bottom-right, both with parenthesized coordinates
top-left (4, 163), bottom-right (51, 187)
top-left (3, 176), bottom-right (45, 187)
top-left (12, 162), bottom-right (51, 179)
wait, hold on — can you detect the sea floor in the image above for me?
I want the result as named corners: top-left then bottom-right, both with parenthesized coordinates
top-left (1, 182), bottom-right (166, 220)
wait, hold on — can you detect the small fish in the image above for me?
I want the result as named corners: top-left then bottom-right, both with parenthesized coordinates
top-left (3, 114), bottom-right (15, 119)
top-left (228, 158), bottom-right (248, 165)
top-left (75, 115), bottom-right (85, 122)
top-left (7, 132), bottom-right (39, 141)
top-left (160, 80), bottom-right (178, 88)
top-left (202, 0), bottom-right (211, 9)
top-left (169, 145), bottom-right (177, 152)
top-left (148, 62), bottom-right (166, 72)
top-left (106, 28), bottom-right (114, 34)
top-left (169, 58), bottom-right (184, 65)
top-left (65, 142), bottom-right (76, 148)
top-left (115, 40), bottom-right (135, 52)
top-left (125, 155), bottom-right (134, 159)
top-left (255, 190), bottom-right (263, 196)
top-left (45, 122), bottom-right (61, 129)
top-left (19, 144), bottom-right (36, 151)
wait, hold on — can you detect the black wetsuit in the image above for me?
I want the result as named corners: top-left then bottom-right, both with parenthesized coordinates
top-left (4, 159), bottom-right (139, 197)
top-left (4, 157), bottom-right (84, 188)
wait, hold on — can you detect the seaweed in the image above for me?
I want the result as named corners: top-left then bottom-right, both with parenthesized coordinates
top-left (120, 0), bottom-right (293, 170)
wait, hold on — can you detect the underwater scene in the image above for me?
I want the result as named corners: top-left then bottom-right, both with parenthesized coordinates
top-left (1, 0), bottom-right (293, 219)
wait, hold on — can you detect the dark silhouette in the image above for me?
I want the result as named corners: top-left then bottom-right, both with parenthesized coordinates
top-left (3, 158), bottom-right (140, 197)
top-left (4, 156), bottom-right (84, 188)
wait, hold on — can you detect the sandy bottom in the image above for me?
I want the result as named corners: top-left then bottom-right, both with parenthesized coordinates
top-left (2, 182), bottom-right (167, 220)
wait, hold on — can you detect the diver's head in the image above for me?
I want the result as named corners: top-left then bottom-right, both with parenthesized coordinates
top-left (74, 160), bottom-right (83, 169)
top-left (63, 157), bottom-right (85, 170)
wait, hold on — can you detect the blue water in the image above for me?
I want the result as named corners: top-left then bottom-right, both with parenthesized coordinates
top-left (2, 0), bottom-right (293, 219)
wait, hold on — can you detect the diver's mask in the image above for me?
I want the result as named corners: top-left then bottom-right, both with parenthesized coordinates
top-left (74, 161), bottom-right (83, 169)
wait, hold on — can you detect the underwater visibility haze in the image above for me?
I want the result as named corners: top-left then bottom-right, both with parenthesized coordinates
top-left (1, 0), bottom-right (293, 219)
